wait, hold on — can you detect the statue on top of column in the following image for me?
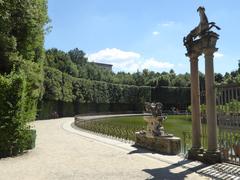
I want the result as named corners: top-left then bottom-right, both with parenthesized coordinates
top-left (183, 6), bottom-right (220, 47)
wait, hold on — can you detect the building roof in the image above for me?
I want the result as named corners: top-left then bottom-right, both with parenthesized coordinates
top-left (93, 62), bottom-right (113, 67)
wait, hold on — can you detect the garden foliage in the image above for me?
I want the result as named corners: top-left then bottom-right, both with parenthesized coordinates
top-left (43, 66), bottom-right (151, 104)
top-left (152, 86), bottom-right (191, 110)
top-left (0, 72), bottom-right (36, 157)
top-left (0, 0), bottom-right (48, 157)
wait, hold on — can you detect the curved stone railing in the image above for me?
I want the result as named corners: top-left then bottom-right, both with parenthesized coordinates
top-left (74, 113), bottom-right (181, 155)
top-left (74, 113), bottom-right (152, 142)
top-left (74, 113), bottom-right (150, 127)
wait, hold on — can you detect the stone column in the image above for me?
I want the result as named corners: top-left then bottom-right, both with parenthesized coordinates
top-left (187, 52), bottom-right (203, 160)
top-left (189, 53), bottom-right (201, 149)
top-left (203, 46), bottom-right (221, 163)
top-left (204, 48), bottom-right (217, 151)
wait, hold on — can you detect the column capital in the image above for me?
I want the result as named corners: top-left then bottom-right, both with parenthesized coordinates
top-left (186, 51), bottom-right (201, 62)
top-left (203, 48), bottom-right (218, 57)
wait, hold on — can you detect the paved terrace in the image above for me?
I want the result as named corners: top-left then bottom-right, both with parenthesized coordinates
top-left (0, 115), bottom-right (239, 180)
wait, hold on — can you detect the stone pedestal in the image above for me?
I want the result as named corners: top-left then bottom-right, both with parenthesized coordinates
top-left (188, 148), bottom-right (204, 162)
top-left (203, 151), bottom-right (221, 164)
top-left (135, 132), bottom-right (181, 155)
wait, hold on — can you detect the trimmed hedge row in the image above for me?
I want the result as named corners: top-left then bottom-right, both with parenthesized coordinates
top-left (39, 67), bottom-right (151, 119)
top-left (37, 101), bottom-right (144, 120)
top-left (43, 67), bottom-right (151, 104)
top-left (40, 67), bottom-right (191, 119)
top-left (151, 86), bottom-right (191, 110)
top-left (0, 72), bottom-right (35, 157)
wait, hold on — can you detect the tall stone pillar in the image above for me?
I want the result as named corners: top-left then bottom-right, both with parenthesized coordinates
top-left (190, 53), bottom-right (201, 148)
top-left (204, 48), bottom-right (217, 151)
top-left (187, 51), bottom-right (203, 160)
top-left (202, 33), bottom-right (221, 163)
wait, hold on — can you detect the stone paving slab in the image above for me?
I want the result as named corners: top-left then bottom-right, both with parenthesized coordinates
top-left (0, 117), bottom-right (238, 180)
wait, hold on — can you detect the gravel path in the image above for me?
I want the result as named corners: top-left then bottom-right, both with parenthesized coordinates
top-left (0, 117), bottom-right (212, 180)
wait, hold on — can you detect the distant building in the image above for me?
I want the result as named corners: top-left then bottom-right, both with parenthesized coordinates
top-left (93, 62), bottom-right (113, 71)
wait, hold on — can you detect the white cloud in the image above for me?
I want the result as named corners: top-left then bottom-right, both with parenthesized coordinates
top-left (141, 58), bottom-right (174, 69)
top-left (152, 31), bottom-right (160, 36)
top-left (177, 63), bottom-right (184, 67)
top-left (214, 52), bottom-right (224, 58)
top-left (87, 48), bottom-right (174, 73)
top-left (88, 48), bottom-right (140, 62)
top-left (160, 21), bottom-right (175, 27)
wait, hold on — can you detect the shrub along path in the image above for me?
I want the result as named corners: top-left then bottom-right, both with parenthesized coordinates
top-left (0, 117), bottom-right (235, 180)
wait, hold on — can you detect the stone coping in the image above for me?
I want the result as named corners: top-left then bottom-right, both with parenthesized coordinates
top-left (74, 113), bottom-right (151, 122)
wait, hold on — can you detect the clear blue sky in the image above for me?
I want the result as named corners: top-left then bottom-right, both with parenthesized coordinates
top-left (45, 0), bottom-right (240, 74)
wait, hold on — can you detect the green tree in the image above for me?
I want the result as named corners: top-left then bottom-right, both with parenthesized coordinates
top-left (238, 60), bottom-right (240, 74)
top-left (68, 48), bottom-right (87, 66)
top-left (0, 0), bottom-right (48, 66)
top-left (0, 0), bottom-right (48, 157)
top-left (199, 72), bottom-right (205, 91)
top-left (215, 73), bottom-right (223, 83)
top-left (172, 74), bottom-right (189, 87)
top-left (142, 69), bottom-right (157, 86)
top-left (157, 74), bottom-right (171, 86)
top-left (132, 71), bottom-right (144, 86)
top-left (45, 48), bottom-right (79, 77)
top-left (113, 72), bottom-right (135, 85)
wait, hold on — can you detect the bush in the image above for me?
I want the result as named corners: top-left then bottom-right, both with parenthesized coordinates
top-left (0, 0), bottom-right (48, 157)
top-left (43, 67), bottom-right (151, 105)
top-left (25, 129), bottom-right (37, 150)
top-left (0, 72), bottom-right (35, 157)
top-left (62, 73), bottom-right (74, 102)
top-left (43, 67), bottom-right (63, 101)
top-left (38, 67), bottom-right (152, 119)
top-left (151, 86), bottom-right (190, 110)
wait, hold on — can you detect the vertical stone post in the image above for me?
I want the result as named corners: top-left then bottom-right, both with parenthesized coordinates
top-left (187, 51), bottom-right (203, 160)
top-left (202, 32), bottom-right (221, 163)
top-left (190, 54), bottom-right (201, 149)
top-left (204, 48), bottom-right (217, 151)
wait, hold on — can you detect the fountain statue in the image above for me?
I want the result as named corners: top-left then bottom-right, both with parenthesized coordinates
top-left (135, 102), bottom-right (180, 155)
top-left (144, 102), bottom-right (169, 137)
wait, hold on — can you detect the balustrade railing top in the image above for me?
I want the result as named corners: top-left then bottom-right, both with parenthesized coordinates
top-left (216, 84), bottom-right (240, 105)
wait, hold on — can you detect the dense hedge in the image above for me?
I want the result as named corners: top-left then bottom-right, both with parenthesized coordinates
top-left (37, 101), bottom-right (144, 120)
top-left (43, 67), bottom-right (151, 104)
top-left (39, 67), bottom-right (151, 119)
top-left (0, 0), bottom-right (48, 157)
top-left (39, 67), bottom-right (192, 118)
top-left (151, 86), bottom-right (191, 110)
top-left (0, 72), bottom-right (35, 157)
